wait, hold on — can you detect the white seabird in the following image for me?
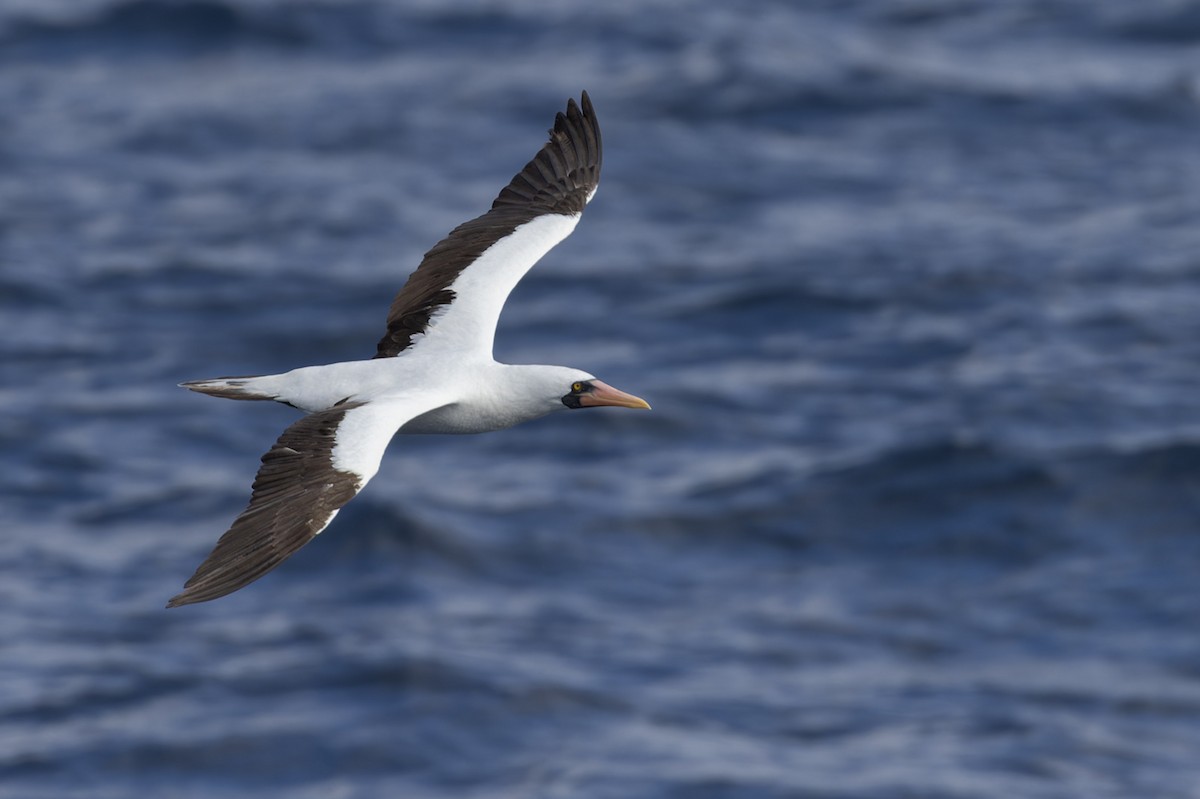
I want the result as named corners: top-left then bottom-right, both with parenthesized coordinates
top-left (169, 92), bottom-right (648, 607)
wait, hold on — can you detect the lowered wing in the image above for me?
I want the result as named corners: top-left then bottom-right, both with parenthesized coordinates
top-left (168, 397), bottom-right (445, 606)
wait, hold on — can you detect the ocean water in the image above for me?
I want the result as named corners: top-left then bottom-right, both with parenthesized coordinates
top-left (3, 1), bottom-right (1200, 796)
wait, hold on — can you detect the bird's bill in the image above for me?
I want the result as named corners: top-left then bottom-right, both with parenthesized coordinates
top-left (580, 380), bottom-right (651, 410)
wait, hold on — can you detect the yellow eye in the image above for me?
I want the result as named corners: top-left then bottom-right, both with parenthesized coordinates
top-left (572, 382), bottom-right (584, 393)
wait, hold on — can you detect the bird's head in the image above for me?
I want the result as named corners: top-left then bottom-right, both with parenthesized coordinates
top-left (559, 373), bottom-right (651, 411)
top-left (511, 365), bottom-right (650, 414)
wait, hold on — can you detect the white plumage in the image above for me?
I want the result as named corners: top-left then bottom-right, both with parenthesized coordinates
top-left (169, 92), bottom-right (648, 607)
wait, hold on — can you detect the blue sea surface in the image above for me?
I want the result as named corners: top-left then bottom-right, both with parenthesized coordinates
top-left (3, 1), bottom-right (1200, 797)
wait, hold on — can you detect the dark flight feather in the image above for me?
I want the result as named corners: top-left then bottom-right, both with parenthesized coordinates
top-left (374, 92), bottom-right (602, 359)
top-left (167, 404), bottom-right (366, 607)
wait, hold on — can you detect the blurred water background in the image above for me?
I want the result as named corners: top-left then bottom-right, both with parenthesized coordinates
top-left (3, 1), bottom-right (1200, 797)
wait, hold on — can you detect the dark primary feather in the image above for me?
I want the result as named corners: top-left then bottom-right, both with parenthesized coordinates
top-left (374, 92), bottom-right (602, 359)
top-left (167, 404), bottom-right (366, 607)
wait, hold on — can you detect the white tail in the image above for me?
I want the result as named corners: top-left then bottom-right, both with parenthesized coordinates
top-left (179, 376), bottom-right (278, 402)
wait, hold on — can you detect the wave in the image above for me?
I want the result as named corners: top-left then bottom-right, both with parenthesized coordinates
top-left (626, 435), bottom-right (1200, 564)
top-left (0, 0), bottom-right (530, 58)
top-left (1, 0), bottom-right (250, 56)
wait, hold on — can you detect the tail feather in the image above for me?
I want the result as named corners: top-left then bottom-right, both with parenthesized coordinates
top-left (180, 376), bottom-right (277, 402)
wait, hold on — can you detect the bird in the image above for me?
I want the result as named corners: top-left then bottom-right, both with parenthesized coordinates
top-left (168, 92), bottom-right (648, 607)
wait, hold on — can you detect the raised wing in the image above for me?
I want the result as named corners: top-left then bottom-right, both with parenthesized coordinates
top-left (374, 91), bottom-right (602, 359)
top-left (167, 398), bottom-right (441, 606)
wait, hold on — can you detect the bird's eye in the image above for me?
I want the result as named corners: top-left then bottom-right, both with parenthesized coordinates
top-left (572, 382), bottom-right (585, 393)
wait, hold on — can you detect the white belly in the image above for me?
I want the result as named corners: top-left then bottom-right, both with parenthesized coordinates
top-left (399, 401), bottom-right (533, 435)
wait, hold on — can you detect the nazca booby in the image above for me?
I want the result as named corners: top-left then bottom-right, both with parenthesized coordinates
top-left (169, 92), bottom-right (648, 607)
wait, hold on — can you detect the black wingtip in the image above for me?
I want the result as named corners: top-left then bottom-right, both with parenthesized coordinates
top-left (551, 91), bottom-right (593, 145)
top-left (165, 590), bottom-right (215, 608)
top-left (166, 583), bottom-right (205, 607)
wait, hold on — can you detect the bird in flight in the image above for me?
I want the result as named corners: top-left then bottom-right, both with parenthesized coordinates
top-left (169, 92), bottom-right (649, 607)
